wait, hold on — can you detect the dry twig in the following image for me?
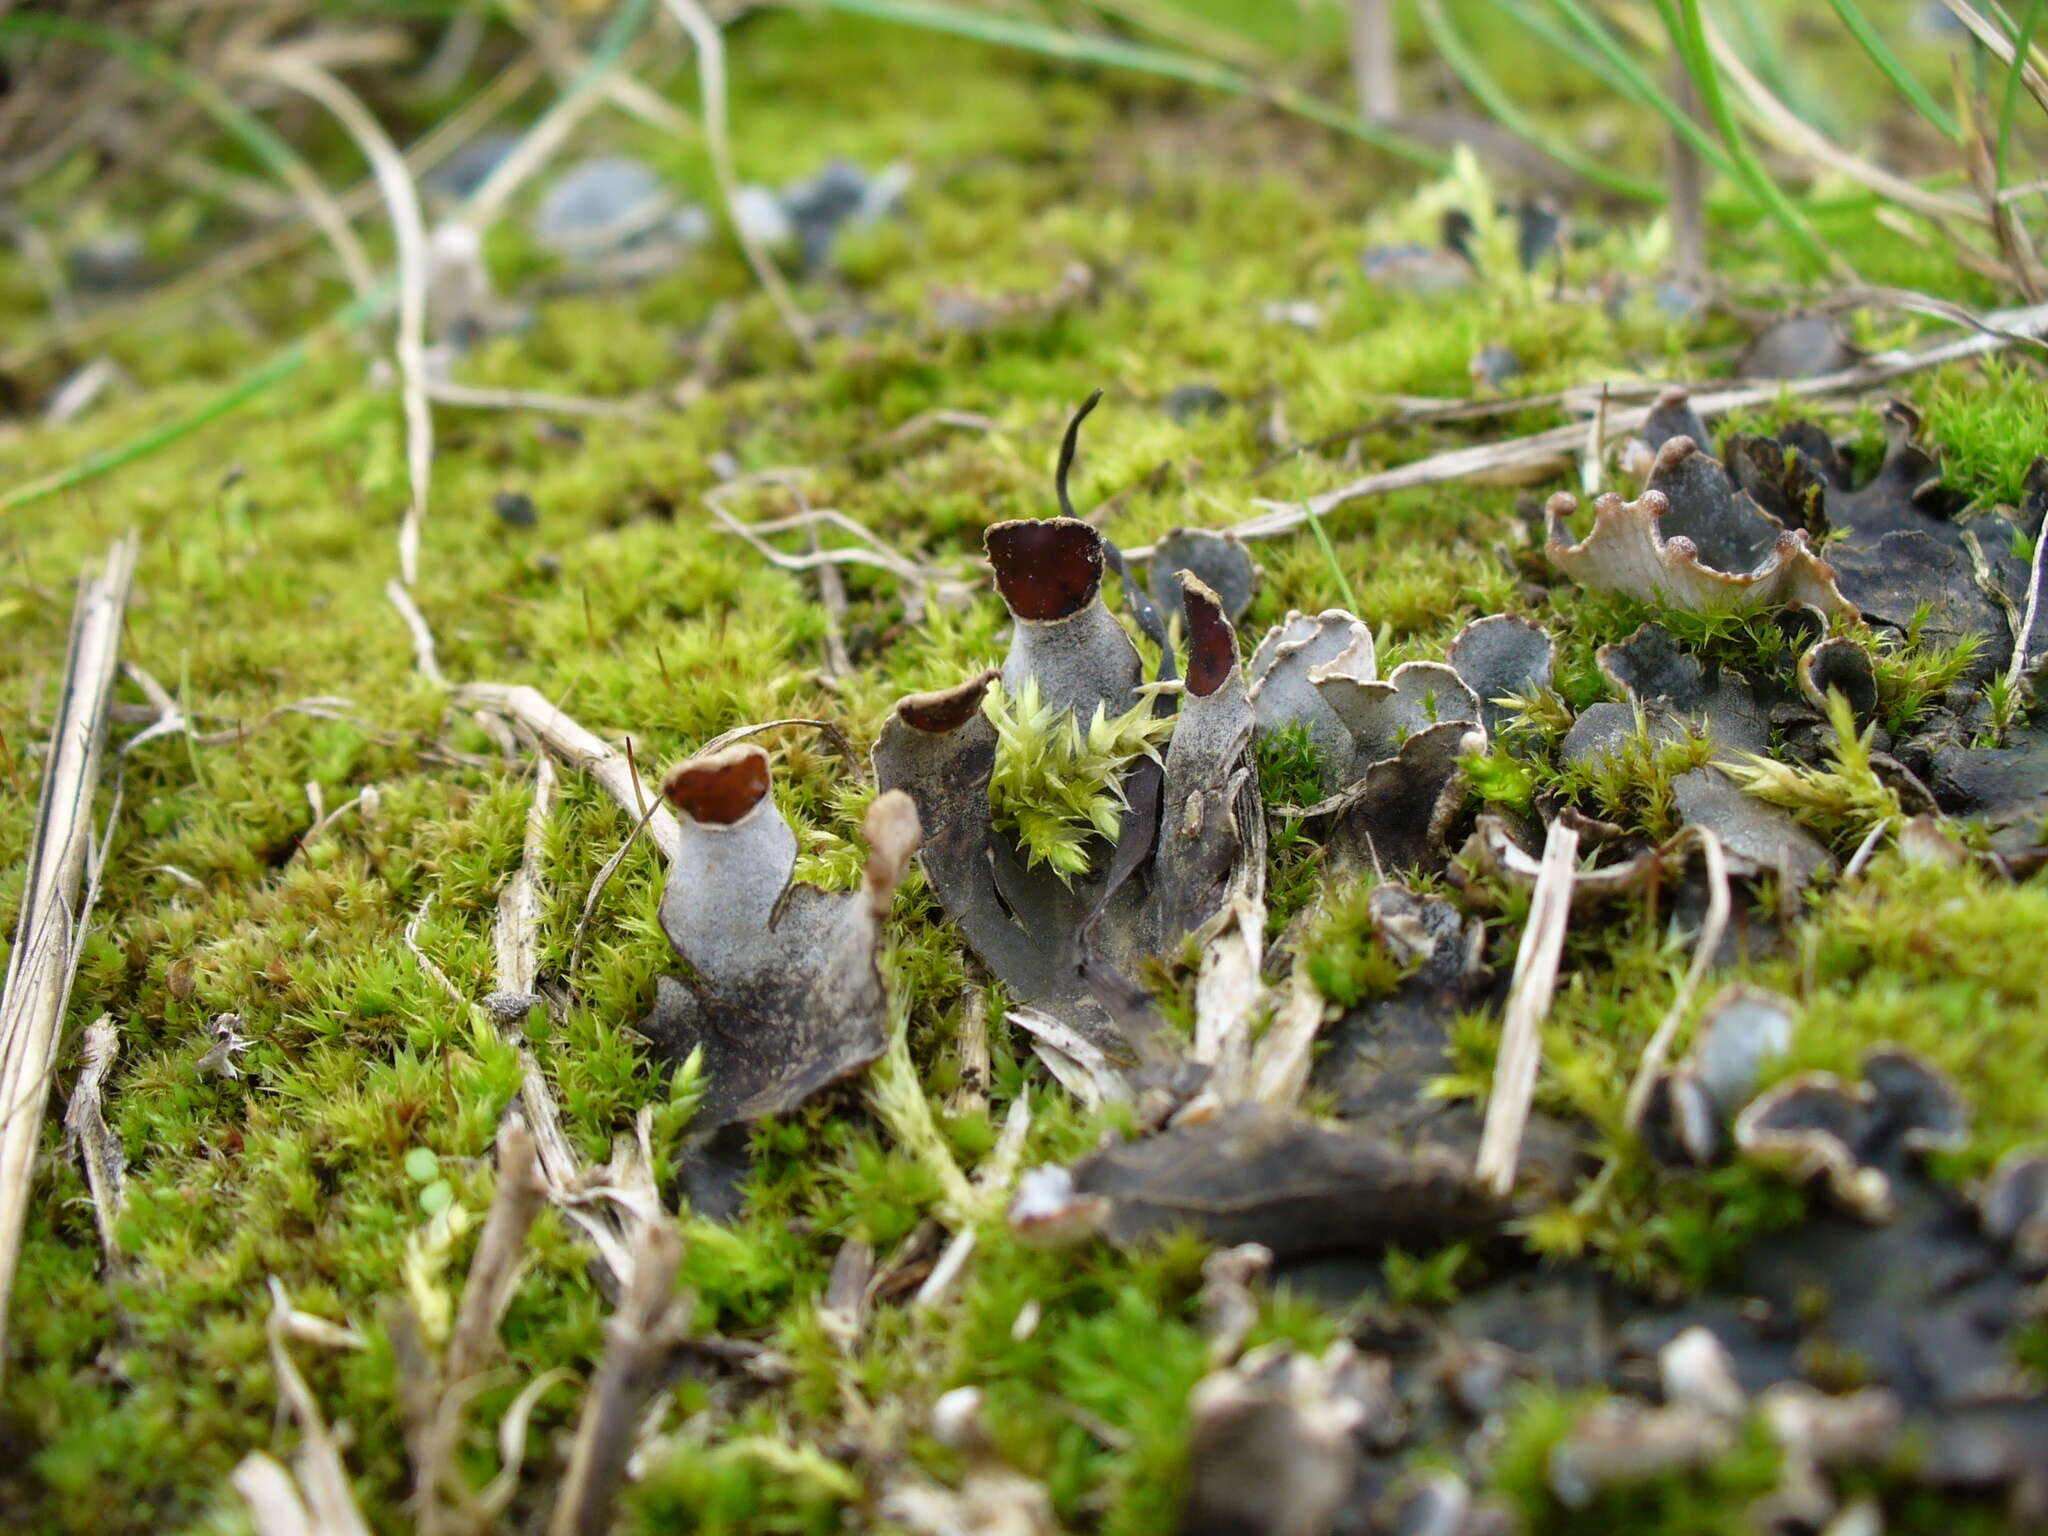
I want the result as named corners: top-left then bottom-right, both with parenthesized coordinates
top-left (1944, 0), bottom-right (2048, 115)
top-left (386, 579), bottom-right (449, 689)
top-left (1475, 818), bottom-right (1579, 1197)
top-left (1244, 962), bottom-right (1327, 1109)
top-left (60, 1015), bottom-right (125, 1274)
top-left (240, 1281), bottom-right (375, 1536)
top-left (653, 0), bottom-right (813, 355)
top-left (232, 1452), bottom-right (324, 1536)
top-left (425, 380), bottom-right (651, 419)
top-left (1705, 19), bottom-right (1989, 229)
top-left (0, 533), bottom-right (135, 1381)
top-left (1624, 830), bottom-right (1732, 1129)
top-left (1191, 896), bottom-right (1265, 1102)
top-left (252, 54), bottom-right (434, 585)
top-left (394, 1117), bottom-right (554, 1536)
top-left (458, 683), bottom-right (681, 862)
top-left (483, 757), bottom-right (649, 1294)
top-left (947, 975), bottom-right (991, 1118)
top-left (549, 1220), bottom-right (692, 1536)
top-left (446, 1119), bottom-right (547, 1391)
top-left (493, 753), bottom-right (555, 999)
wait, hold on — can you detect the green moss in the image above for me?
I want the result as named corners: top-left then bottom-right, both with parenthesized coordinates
top-left (1299, 877), bottom-right (1416, 1010)
top-left (1919, 358), bottom-right (2048, 510)
top-left (984, 676), bottom-right (1175, 883)
top-left (1553, 712), bottom-right (1719, 837)
top-left (1491, 1387), bottom-right (1785, 1536)
top-left (1255, 722), bottom-right (1328, 935)
top-left (1723, 691), bottom-right (1903, 848)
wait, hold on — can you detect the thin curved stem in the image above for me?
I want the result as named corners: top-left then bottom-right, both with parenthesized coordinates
top-left (0, 15), bottom-right (378, 300)
top-left (251, 54), bottom-right (434, 585)
top-left (1420, 0), bottom-right (1663, 201)
top-left (1662, 0), bottom-right (1843, 276)
top-left (1998, 0), bottom-right (2047, 186)
top-left (654, 0), bottom-right (814, 357)
top-left (1827, 0), bottom-right (1961, 141)
top-left (1544, 0), bottom-right (1742, 183)
top-left (789, 0), bottom-right (1449, 170)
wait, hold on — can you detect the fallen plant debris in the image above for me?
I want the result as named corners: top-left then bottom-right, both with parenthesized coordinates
top-left (59, 1016), bottom-right (124, 1277)
top-left (1008, 1105), bottom-right (1503, 1260)
top-left (0, 534), bottom-right (136, 1378)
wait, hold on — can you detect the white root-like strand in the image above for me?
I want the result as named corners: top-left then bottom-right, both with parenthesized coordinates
top-left (385, 579), bottom-right (449, 689)
top-left (653, 0), bottom-right (813, 356)
top-left (1624, 830), bottom-right (1732, 1130)
top-left (252, 55), bottom-right (433, 587)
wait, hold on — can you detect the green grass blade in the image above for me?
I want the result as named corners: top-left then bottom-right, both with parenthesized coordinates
top-left (1724, 0), bottom-right (1822, 127)
top-left (1824, 0), bottom-right (1962, 141)
top-left (1418, 0), bottom-right (1665, 201)
top-left (2, 16), bottom-right (329, 190)
top-left (1543, 0), bottom-right (1742, 182)
top-left (1, 0), bottom-right (654, 515)
top-left (1998, 0), bottom-right (2046, 184)
top-left (1304, 504), bottom-right (1360, 615)
top-left (1293, 460), bottom-right (1359, 612)
top-left (1662, 0), bottom-right (1841, 275)
top-left (0, 323), bottom-right (366, 511)
top-left (800, 0), bottom-right (1447, 169)
top-left (1483, 0), bottom-right (1659, 106)
top-left (0, 14), bottom-right (378, 295)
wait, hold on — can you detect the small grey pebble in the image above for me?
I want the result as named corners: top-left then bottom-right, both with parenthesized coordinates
top-left (483, 990), bottom-right (544, 1025)
top-left (1163, 383), bottom-right (1230, 423)
top-left (1737, 313), bottom-right (1856, 380)
top-left (1653, 281), bottom-right (1706, 320)
top-left (425, 132), bottom-right (520, 204)
top-left (67, 230), bottom-right (149, 292)
top-left (1470, 344), bottom-right (1521, 389)
top-left (1360, 242), bottom-right (1471, 294)
top-left (533, 156), bottom-right (684, 255)
top-left (494, 491), bottom-right (538, 528)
